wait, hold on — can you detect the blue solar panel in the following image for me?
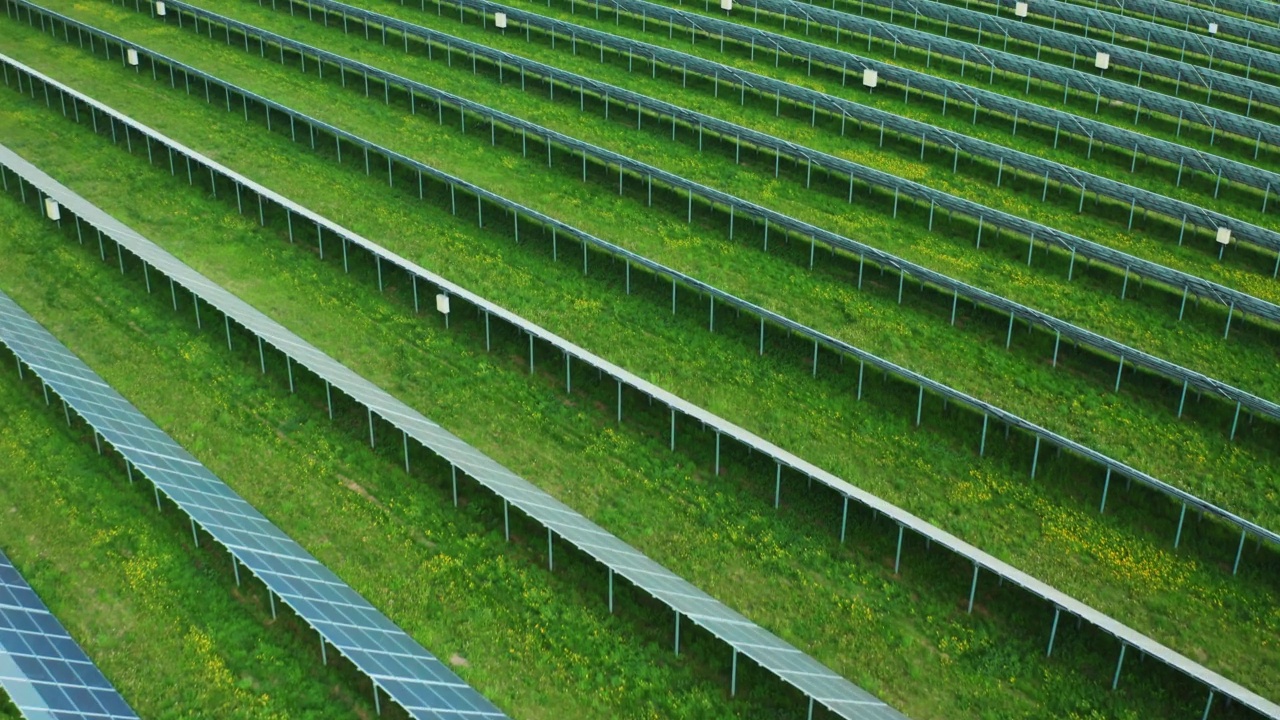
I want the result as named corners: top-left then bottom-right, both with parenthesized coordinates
top-left (0, 549), bottom-right (140, 720)
top-left (0, 297), bottom-right (508, 720)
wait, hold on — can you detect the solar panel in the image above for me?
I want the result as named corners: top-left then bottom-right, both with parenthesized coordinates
top-left (0, 146), bottom-right (906, 717)
top-left (0, 549), bottom-right (141, 720)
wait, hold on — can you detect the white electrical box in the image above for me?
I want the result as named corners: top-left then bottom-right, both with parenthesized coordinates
top-left (1207, 22), bottom-right (1219, 34)
top-left (155, 1), bottom-right (166, 16)
top-left (1014, 1), bottom-right (1028, 16)
top-left (127, 48), bottom-right (139, 66)
top-left (1094, 51), bottom-right (1110, 70)
top-left (1216, 227), bottom-right (1232, 245)
top-left (494, 11), bottom-right (507, 28)
top-left (436, 293), bottom-right (451, 314)
top-left (862, 68), bottom-right (878, 88)
top-left (44, 198), bottom-right (60, 222)
top-left (720, 0), bottom-right (733, 10)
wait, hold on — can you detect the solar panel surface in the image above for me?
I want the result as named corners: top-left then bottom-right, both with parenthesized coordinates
top-left (0, 295), bottom-right (508, 720)
top-left (0, 549), bottom-right (140, 720)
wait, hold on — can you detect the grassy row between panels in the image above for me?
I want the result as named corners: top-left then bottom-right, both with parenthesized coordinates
top-left (0, 215), bottom-right (380, 720)
top-left (330, 0), bottom-right (1280, 286)
top-left (0, 92), bottom-right (1267, 720)
top-left (3, 30), bottom-right (1278, 715)
top-left (13, 1), bottom-right (1280, 536)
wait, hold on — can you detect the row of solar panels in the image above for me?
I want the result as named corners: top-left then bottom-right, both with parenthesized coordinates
top-left (3, 46), bottom-right (1276, 720)
top-left (12, 14), bottom-right (1277, 564)
top-left (106, 0), bottom-right (1280, 436)
top-left (0, 141), bottom-right (907, 719)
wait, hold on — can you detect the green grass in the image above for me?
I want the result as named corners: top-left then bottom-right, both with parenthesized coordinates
top-left (1, 28), bottom-right (1278, 720)
top-left (16, 0), bottom-right (1280, 531)
top-left (0, 222), bottom-right (377, 720)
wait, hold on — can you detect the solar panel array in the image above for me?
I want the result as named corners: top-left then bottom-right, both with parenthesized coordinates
top-left (1, 56), bottom-right (1277, 720)
top-left (0, 550), bottom-right (140, 720)
top-left (0, 275), bottom-right (508, 720)
top-left (6, 23), bottom-right (1277, 552)
top-left (0, 144), bottom-right (907, 719)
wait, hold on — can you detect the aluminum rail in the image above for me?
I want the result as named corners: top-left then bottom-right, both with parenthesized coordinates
top-left (112, 1), bottom-right (1280, 332)
top-left (10, 19), bottom-right (1280, 568)
top-left (1067, 0), bottom-right (1280, 48)
top-left (4, 52), bottom-right (1277, 720)
top-left (54, 1), bottom-right (1280, 414)
top-left (421, 0), bottom-right (1280, 199)
top-left (817, 0), bottom-right (1280, 107)
top-left (338, 0), bottom-right (1280, 256)
top-left (0, 130), bottom-right (907, 720)
top-left (641, 0), bottom-right (1280, 145)
top-left (979, 0), bottom-right (1280, 78)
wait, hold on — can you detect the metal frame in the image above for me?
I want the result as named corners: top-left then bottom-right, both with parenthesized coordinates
top-left (0, 146), bottom-right (906, 720)
top-left (2, 60), bottom-right (1276, 720)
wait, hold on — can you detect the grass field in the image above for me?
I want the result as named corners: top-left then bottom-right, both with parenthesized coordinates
top-left (1, 0), bottom-right (1277, 717)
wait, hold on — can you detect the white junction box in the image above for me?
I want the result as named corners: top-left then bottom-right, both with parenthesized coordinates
top-left (44, 198), bottom-right (61, 222)
top-left (494, 11), bottom-right (507, 28)
top-left (1208, 22), bottom-right (1219, 34)
top-left (127, 48), bottom-right (139, 66)
top-left (1014, 1), bottom-right (1028, 17)
top-left (1216, 227), bottom-right (1232, 245)
top-left (862, 68), bottom-right (878, 88)
top-left (1094, 51), bottom-right (1110, 70)
top-left (436, 293), bottom-right (451, 315)
top-left (155, 1), bottom-right (166, 16)
top-left (720, 0), bottom-right (733, 10)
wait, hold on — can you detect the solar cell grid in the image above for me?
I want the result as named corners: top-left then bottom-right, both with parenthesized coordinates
top-left (0, 300), bottom-right (509, 720)
top-left (0, 550), bottom-right (141, 720)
